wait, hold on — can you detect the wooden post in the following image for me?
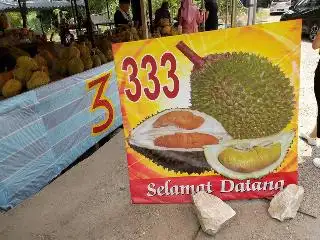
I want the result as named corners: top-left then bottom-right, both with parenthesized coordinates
top-left (231, 0), bottom-right (236, 27)
top-left (70, 0), bottom-right (77, 24)
top-left (40, 15), bottom-right (45, 36)
top-left (140, 0), bottom-right (148, 38)
top-left (147, 0), bottom-right (153, 33)
top-left (201, 0), bottom-right (205, 31)
top-left (84, 0), bottom-right (95, 46)
top-left (73, 0), bottom-right (82, 35)
top-left (106, 1), bottom-right (110, 20)
top-left (22, 0), bottom-right (27, 28)
top-left (226, 0), bottom-right (229, 28)
top-left (18, 0), bottom-right (27, 28)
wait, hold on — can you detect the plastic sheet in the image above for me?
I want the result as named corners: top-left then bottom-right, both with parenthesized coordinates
top-left (0, 62), bottom-right (122, 210)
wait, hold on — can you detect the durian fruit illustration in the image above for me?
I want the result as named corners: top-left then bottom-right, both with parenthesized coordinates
top-left (176, 41), bottom-right (295, 139)
top-left (129, 108), bottom-right (232, 174)
top-left (203, 131), bottom-right (294, 180)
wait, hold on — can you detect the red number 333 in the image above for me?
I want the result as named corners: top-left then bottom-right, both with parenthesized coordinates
top-left (87, 72), bottom-right (114, 136)
top-left (122, 52), bottom-right (179, 102)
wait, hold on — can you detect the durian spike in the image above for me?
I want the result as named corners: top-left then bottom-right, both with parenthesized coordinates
top-left (176, 41), bottom-right (205, 68)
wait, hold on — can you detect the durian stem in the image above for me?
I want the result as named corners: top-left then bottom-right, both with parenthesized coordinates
top-left (176, 41), bottom-right (205, 68)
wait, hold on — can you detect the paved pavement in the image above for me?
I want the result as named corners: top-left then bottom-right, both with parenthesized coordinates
top-left (0, 40), bottom-right (319, 240)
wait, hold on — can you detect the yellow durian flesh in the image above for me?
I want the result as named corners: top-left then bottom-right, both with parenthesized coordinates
top-left (255, 143), bottom-right (281, 167)
top-left (218, 143), bottom-right (281, 173)
top-left (204, 131), bottom-right (294, 180)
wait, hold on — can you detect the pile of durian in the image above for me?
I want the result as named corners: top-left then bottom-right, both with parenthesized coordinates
top-left (153, 19), bottom-right (180, 38)
top-left (108, 26), bottom-right (140, 43)
top-left (95, 38), bottom-right (114, 62)
top-left (54, 41), bottom-right (109, 78)
top-left (1, 55), bottom-right (50, 98)
top-left (0, 40), bottom-right (114, 100)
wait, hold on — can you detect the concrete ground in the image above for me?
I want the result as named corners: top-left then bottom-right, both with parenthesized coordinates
top-left (0, 41), bottom-right (319, 240)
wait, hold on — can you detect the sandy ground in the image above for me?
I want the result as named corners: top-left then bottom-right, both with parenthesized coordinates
top-left (0, 39), bottom-right (319, 240)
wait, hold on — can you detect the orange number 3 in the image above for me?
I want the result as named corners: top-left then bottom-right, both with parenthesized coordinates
top-left (87, 72), bottom-right (114, 136)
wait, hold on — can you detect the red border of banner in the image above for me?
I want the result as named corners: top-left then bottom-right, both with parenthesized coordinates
top-left (129, 172), bottom-right (297, 203)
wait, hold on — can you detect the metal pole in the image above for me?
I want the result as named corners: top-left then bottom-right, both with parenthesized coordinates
top-left (247, 0), bottom-right (254, 25)
top-left (84, 0), bottom-right (94, 45)
top-left (231, 0), bottom-right (236, 27)
top-left (252, 0), bottom-right (257, 24)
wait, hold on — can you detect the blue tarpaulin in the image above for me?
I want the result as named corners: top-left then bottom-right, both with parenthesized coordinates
top-left (0, 62), bottom-right (122, 210)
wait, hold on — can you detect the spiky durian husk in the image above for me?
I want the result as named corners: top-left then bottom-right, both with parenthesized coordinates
top-left (2, 79), bottom-right (22, 98)
top-left (27, 71), bottom-right (50, 90)
top-left (191, 52), bottom-right (295, 139)
top-left (130, 143), bottom-right (212, 174)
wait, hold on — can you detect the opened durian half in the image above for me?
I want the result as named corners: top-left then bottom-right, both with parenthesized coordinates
top-left (129, 108), bottom-right (232, 173)
top-left (129, 108), bottom-right (232, 152)
top-left (203, 131), bottom-right (295, 180)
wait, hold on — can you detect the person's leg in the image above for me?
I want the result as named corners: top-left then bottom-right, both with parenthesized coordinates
top-left (301, 60), bottom-right (320, 145)
top-left (309, 125), bottom-right (317, 138)
top-left (312, 62), bottom-right (320, 167)
top-left (314, 61), bottom-right (320, 138)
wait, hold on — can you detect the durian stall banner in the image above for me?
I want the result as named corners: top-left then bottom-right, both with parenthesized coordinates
top-left (112, 20), bottom-right (301, 203)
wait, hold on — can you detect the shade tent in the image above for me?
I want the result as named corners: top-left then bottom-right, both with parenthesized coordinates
top-left (0, 0), bottom-right (85, 12)
top-left (0, 0), bottom-right (87, 39)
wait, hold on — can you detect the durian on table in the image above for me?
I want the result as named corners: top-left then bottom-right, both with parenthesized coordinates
top-left (1, 55), bottom-right (51, 98)
top-left (55, 42), bottom-right (109, 77)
